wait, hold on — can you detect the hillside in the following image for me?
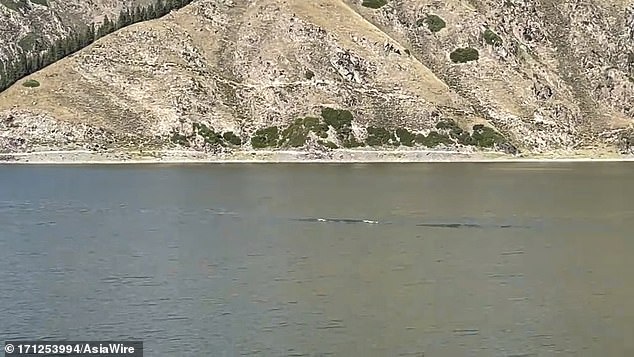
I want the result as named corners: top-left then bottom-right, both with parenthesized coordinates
top-left (0, 0), bottom-right (150, 61)
top-left (1, 0), bottom-right (633, 157)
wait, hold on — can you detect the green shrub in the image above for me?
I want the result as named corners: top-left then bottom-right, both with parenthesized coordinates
top-left (396, 128), bottom-right (416, 146)
top-left (193, 123), bottom-right (224, 145)
top-left (321, 108), bottom-right (362, 146)
top-left (251, 126), bottom-right (279, 148)
top-left (483, 29), bottom-right (502, 46)
top-left (303, 117), bottom-right (329, 138)
top-left (321, 108), bottom-right (353, 131)
top-left (277, 117), bottom-right (332, 148)
top-left (170, 132), bottom-right (189, 146)
top-left (366, 127), bottom-right (393, 146)
top-left (223, 132), bottom-right (242, 146)
top-left (450, 47), bottom-right (479, 63)
top-left (22, 79), bottom-right (40, 88)
top-left (303, 117), bottom-right (320, 127)
top-left (361, 0), bottom-right (387, 9)
top-left (436, 120), bottom-right (464, 138)
top-left (456, 131), bottom-right (476, 146)
top-left (30, 0), bottom-right (47, 5)
top-left (422, 14), bottom-right (446, 33)
top-left (471, 124), bottom-right (506, 147)
top-left (415, 131), bottom-right (452, 147)
top-left (281, 120), bottom-right (308, 147)
top-left (305, 70), bottom-right (315, 80)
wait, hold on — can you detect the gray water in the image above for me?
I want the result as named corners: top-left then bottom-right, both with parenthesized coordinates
top-left (0, 163), bottom-right (633, 356)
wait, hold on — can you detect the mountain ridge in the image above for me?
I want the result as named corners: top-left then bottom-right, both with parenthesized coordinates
top-left (1, 0), bottom-right (633, 156)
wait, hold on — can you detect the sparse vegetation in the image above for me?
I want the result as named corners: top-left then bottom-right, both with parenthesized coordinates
top-left (305, 70), bottom-right (315, 80)
top-left (361, 0), bottom-right (388, 9)
top-left (22, 79), bottom-right (40, 87)
top-left (483, 29), bottom-right (502, 46)
top-left (185, 120), bottom-right (511, 152)
top-left (450, 47), bottom-right (479, 63)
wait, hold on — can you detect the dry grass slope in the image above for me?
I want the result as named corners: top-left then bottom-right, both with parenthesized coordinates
top-left (1, 0), bottom-right (633, 155)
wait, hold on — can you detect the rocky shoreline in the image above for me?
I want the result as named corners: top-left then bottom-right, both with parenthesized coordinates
top-left (1, 149), bottom-right (633, 164)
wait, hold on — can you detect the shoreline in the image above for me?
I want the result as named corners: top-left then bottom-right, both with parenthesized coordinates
top-left (1, 149), bottom-right (634, 164)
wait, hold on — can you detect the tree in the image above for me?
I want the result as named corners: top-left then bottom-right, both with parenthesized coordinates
top-left (147, 4), bottom-right (157, 19)
top-left (97, 15), bottom-right (113, 38)
top-left (156, 0), bottom-right (167, 16)
top-left (117, 8), bottom-right (131, 29)
top-left (83, 23), bottom-right (96, 46)
top-left (133, 6), bottom-right (143, 23)
top-left (15, 52), bottom-right (28, 78)
top-left (0, 60), bottom-right (7, 90)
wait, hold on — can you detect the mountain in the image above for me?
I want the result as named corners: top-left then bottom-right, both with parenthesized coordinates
top-left (1, 0), bottom-right (633, 156)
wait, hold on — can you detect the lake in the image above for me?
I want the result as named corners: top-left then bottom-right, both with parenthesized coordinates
top-left (0, 163), bottom-right (633, 356)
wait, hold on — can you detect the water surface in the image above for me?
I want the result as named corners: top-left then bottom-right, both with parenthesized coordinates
top-left (1, 163), bottom-right (633, 356)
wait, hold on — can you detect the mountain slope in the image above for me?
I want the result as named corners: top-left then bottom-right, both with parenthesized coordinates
top-left (1, 0), bottom-right (633, 155)
top-left (0, 0), bottom-right (151, 61)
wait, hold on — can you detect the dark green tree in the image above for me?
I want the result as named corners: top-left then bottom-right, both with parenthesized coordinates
top-left (147, 4), bottom-right (157, 19)
top-left (133, 6), bottom-right (143, 23)
top-left (156, 0), bottom-right (167, 16)
top-left (83, 23), bottom-right (96, 46)
top-left (0, 60), bottom-right (7, 90)
top-left (97, 15), bottom-right (113, 38)
top-left (15, 52), bottom-right (28, 78)
top-left (53, 40), bottom-right (64, 61)
top-left (117, 8), bottom-right (132, 29)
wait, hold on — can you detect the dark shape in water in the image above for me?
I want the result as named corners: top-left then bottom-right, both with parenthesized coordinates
top-left (294, 218), bottom-right (379, 224)
top-left (417, 223), bottom-right (523, 229)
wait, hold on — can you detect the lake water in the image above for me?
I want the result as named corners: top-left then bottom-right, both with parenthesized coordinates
top-left (0, 163), bottom-right (633, 356)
